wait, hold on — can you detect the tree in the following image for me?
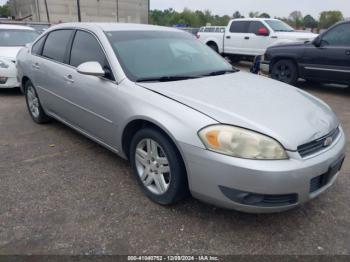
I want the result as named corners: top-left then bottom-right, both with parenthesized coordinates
top-left (150, 8), bottom-right (232, 27)
top-left (259, 13), bottom-right (270, 18)
top-left (0, 1), bottom-right (11, 17)
top-left (303, 15), bottom-right (318, 29)
top-left (289, 11), bottom-right (303, 28)
top-left (249, 11), bottom-right (259, 18)
top-left (319, 11), bottom-right (344, 29)
top-left (233, 11), bottom-right (243, 19)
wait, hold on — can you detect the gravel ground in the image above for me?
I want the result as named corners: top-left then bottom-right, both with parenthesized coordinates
top-left (0, 77), bottom-right (349, 255)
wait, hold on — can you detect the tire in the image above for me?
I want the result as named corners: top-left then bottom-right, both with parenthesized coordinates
top-left (207, 43), bottom-right (219, 53)
top-left (228, 55), bottom-right (240, 64)
top-left (129, 128), bottom-right (189, 205)
top-left (271, 59), bottom-right (298, 86)
top-left (25, 80), bottom-right (50, 124)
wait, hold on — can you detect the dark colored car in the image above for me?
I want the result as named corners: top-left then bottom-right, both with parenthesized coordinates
top-left (260, 21), bottom-right (350, 86)
top-left (180, 27), bottom-right (200, 36)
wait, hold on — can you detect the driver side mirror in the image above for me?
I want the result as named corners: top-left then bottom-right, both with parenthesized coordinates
top-left (313, 36), bottom-right (322, 47)
top-left (256, 27), bottom-right (269, 36)
top-left (77, 61), bottom-right (105, 77)
top-left (313, 36), bottom-right (328, 47)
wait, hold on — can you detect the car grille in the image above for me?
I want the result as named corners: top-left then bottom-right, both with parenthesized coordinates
top-left (298, 127), bottom-right (340, 158)
top-left (310, 156), bottom-right (345, 193)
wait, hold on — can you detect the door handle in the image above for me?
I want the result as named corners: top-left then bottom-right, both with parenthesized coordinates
top-left (346, 50), bottom-right (350, 56)
top-left (226, 36), bottom-right (231, 39)
top-left (244, 36), bottom-right (250, 40)
top-left (64, 75), bottom-right (74, 83)
top-left (32, 63), bottom-right (40, 70)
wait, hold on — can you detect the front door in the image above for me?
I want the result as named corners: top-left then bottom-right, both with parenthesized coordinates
top-left (61, 30), bottom-right (118, 146)
top-left (301, 23), bottom-right (350, 84)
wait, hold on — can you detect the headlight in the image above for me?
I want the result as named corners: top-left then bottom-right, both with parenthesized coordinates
top-left (0, 59), bottom-right (9, 69)
top-left (198, 125), bottom-right (288, 160)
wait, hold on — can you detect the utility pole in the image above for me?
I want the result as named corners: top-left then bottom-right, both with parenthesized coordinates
top-left (44, 0), bottom-right (50, 23)
top-left (116, 0), bottom-right (119, 22)
top-left (77, 0), bottom-right (81, 22)
top-left (36, 0), bottom-right (41, 22)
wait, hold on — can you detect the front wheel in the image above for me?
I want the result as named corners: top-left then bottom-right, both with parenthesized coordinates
top-left (271, 59), bottom-right (298, 86)
top-left (129, 128), bottom-right (189, 205)
top-left (25, 80), bottom-right (50, 124)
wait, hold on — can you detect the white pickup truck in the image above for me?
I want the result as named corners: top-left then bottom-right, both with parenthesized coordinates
top-left (198, 18), bottom-right (318, 59)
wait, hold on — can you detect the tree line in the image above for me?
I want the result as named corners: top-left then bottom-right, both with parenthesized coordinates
top-left (150, 9), bottom-right (345, 30)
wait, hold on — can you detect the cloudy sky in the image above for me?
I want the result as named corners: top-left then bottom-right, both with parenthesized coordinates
top-left (1, 0), bottom-right (349, 18)
top-left (150, 0), bottom-right (350, 18)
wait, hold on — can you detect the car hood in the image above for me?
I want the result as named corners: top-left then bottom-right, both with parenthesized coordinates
top-left (274, 31), bottom-right (318, 42)
top-left (138, 72), bottom-right (338, 150)
top-left (0, 46), bottom-right (24, 61)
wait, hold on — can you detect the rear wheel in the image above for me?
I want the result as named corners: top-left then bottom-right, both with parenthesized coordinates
top-left (25, 80), bottom-right (50, 124)
top-left (271, 59), bottom-right (298, 86)
top-left (130, 128), bottom-right (189, 205)
top-left (207, 43), bottom-right (219, 53)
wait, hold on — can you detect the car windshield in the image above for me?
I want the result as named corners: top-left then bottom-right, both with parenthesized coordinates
top-left (265, 20), bottom-right (294, 32)
top-left (105, 30), bottom-right (235, 82)
top-left (0, 29), bottom-right (39, 46)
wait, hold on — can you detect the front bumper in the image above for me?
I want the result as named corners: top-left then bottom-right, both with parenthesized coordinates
top-left (0, 61), bottom-right (19, 89)
top-left (180, 128), bottom-right (347, 213)
top-left (260, 61), bottom-right (270, 75)
top-left (0, 76), bottom-right (20, 89)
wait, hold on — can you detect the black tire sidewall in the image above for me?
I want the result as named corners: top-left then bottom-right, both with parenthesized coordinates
top-left (272, 60), bottom-right (298, 86)
top-left (25, 81), bottom-right (49, 124)
top-left (129, 128), bottom-right (189, 205)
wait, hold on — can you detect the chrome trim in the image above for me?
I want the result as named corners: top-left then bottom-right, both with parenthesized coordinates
top-left (304, 67), bottom-right (350, 73)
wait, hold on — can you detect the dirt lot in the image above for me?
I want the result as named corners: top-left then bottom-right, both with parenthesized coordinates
top-left (0, 76), bottom-right (349, 255)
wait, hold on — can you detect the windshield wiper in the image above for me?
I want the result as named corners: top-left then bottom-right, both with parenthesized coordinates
top-left (200, 69), bottom-right (239, 77)
top-left (136, 75), bottom-right (199, 82)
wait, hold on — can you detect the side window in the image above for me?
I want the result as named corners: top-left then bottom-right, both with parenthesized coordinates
top-left (248, 21), bottom-right (268, 34)
top-left (229, 21), bottom-right (250, 33)
top-left (32, 35), bottom-right (46, 55)
top-left (322, 23), bottom-right (350, 46)
top-left (42, 30), bottom-right (73, 63)
top-left (70, 30), bottom-right (114, 80)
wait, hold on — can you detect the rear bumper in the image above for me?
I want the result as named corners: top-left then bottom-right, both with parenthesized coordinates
top-left (180, 127), bottom-right (347, 213)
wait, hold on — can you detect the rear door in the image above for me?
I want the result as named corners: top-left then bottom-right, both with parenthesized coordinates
top-left (301, 23), bottom-right (350, 84)
top-left (32, 29), bottom-right (75, 115)
top-left (224, 20), bottom-right (250, 55)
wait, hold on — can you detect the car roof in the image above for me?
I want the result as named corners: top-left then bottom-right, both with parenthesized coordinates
top-left (49, 22), bottom-right (181, 33)
top-left (0, 24), bottom-right (35, 30)
top-left (232, 18), bottom-right (280, 22)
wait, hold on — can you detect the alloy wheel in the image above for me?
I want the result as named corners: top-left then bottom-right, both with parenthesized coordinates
top-left (135, 138), bottom-right (171, 195)
top-left (27, 85), bottom-right (40, 118)
top-left (272, 63), bottom-right (292, 83)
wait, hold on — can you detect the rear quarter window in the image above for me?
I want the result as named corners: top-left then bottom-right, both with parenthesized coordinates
top-left (31, 35), bottom-right (46, 55)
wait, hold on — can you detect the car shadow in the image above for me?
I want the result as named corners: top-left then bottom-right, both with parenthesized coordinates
top-left (296, 81), bottom-right (350, 97)
top-left (0, 88), bottom-right (23, 97)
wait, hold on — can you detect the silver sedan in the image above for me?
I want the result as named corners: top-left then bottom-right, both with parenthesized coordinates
top-left (16, 23), bottom-right (346, 213)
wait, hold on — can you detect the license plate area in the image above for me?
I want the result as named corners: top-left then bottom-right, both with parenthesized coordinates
top-left (309, 156), bottom-right (345, 193)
